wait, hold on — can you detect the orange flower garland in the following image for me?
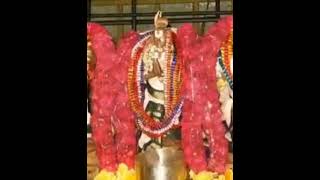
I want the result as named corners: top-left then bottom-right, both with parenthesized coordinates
top-left (218, 29), bottom-right (233, 90)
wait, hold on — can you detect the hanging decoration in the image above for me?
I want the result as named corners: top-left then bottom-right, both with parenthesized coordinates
top-left (88, 22), bottom-right (139, 180)
top-left (217, 30), bottom-right (233, 90)
top-left (177, 16), bottom-right (233, 179)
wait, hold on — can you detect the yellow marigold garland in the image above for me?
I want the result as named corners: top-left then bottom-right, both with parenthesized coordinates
top-left (94, 164), bottom-right (137, 180)
top-left (94, 170), bottom-right (117, 180)
top-left (116, 163), bottom-right (136, 180)
top-left (189, 168), bottom-right (233, 180)
top-left (190, 171), bottom-right (215, 180)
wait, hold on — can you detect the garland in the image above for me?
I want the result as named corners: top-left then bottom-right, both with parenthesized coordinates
top-left (88, 23), bottom-right (138, 180)
top-left (218, 30), bottom-right (233, 90)
top-left (128, 29), bottom-right (183, 137)
top-left (88, 23), bottom-right (118, 172)
top-left (177, 16), bottom-right (233, 179)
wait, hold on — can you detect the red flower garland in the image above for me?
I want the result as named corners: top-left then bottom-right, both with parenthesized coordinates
top-left (114, 31), bottom-right (139, 169)
top-left (87, 23), bottom-right (139, 171)
top-left (177, 16), bottom-right (233, 174)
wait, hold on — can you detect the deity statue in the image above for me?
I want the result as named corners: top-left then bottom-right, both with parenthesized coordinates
top-left (216, 29), bottom-right (233, 152)
top-left (126, 11), bottom-right (188, 180)
top-left (135, 11), bottom-right (182, 150)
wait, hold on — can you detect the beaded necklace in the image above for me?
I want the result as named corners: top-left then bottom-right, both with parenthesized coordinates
top-left (128, 30), bottom-right (183, 137)
top-left (218, 30), bottom-right (233, 90)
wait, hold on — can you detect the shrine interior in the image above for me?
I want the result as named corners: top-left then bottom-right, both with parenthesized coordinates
top-left (87, 1), bottom-right (233, 180)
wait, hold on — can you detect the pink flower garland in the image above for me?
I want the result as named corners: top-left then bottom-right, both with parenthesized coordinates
top-left (177, 16), bottom-right (233, 174)
top-left (87, 23), bottom-right (139, 172)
